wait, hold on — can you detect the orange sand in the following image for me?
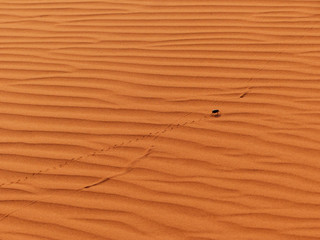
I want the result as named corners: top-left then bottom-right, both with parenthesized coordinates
top-left (0, 1), bottom-right (320, 239)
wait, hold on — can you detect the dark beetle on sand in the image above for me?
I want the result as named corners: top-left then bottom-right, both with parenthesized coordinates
top-left (212, 109), bottom-right (219, 114)
top-left (211, 109), bottom-right (220, 116)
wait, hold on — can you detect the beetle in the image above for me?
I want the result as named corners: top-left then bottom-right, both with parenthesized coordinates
top-left (211, 109), bottom-right (220, 117)
top-left (212, 109), bottom-right (219, 114)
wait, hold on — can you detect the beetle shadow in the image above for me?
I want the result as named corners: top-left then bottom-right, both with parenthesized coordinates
top-left (211, 114), bottom-right (221, 118)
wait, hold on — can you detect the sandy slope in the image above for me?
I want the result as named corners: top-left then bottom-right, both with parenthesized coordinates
top-left (0, 0), bottom-right (320, 239)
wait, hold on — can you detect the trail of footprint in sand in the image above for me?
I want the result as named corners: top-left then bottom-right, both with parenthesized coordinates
top-left (239, 22), bottom-right (319, 99)
top-left (0, 112), bottom-right (211, 222)
top-left (0, 112), bottom-right (195, 188)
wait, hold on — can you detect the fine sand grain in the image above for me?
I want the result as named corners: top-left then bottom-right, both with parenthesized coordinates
top-left (0, 1), bottom-right (320, 239)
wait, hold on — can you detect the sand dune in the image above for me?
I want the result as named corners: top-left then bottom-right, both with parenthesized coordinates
top-left (0, 0), bottom-right (320, 239)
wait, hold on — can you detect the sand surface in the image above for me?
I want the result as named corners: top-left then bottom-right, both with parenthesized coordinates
top-left (0, 1), bottom-right (320, 239)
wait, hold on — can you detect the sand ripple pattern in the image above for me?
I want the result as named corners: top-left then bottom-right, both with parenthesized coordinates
top-left (0, 1), bottom-right (320, 240)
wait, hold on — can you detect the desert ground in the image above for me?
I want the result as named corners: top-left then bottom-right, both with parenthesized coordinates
top-left (0, 0), bottom-right (320, 239)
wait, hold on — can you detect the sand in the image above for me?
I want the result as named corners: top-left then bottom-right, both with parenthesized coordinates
top-left (0, 0), bottom-right (320, 239)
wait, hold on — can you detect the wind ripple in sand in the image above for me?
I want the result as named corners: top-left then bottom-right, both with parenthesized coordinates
top-left (0, 1), bottom-right (320, 240)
